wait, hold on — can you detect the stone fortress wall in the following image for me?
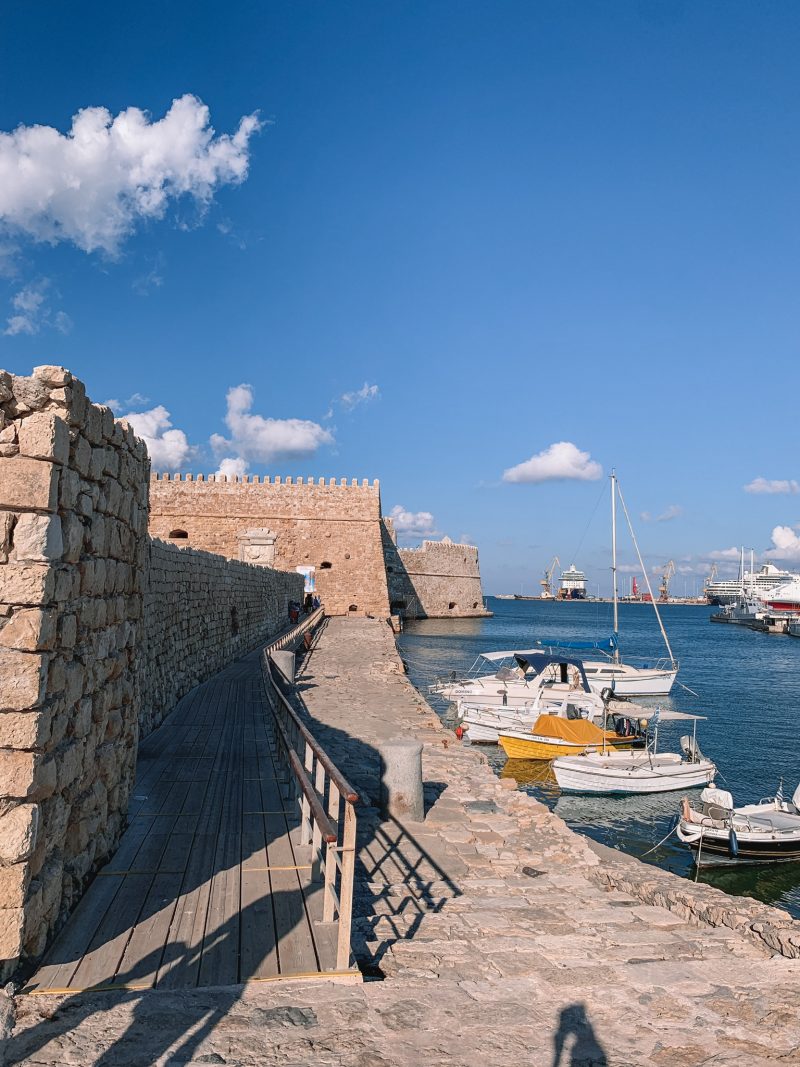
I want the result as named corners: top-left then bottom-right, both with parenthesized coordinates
top-left (0, 366), bottom-right (150, 972)
top-left (148, 474), bottom-right (391, 618)
top-left (140, 540), bottom-right (300, 737)
top-left (382, 520), bottom-right (489, 618)
top-left (0, 367), bottom-right (303, 978)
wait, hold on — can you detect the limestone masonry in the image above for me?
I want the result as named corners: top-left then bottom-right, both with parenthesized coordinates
top-left (383, 520), bottom-right (489, 618)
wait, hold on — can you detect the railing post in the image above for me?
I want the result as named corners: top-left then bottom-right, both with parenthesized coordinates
top-left (336, 802), bottom-right (357, 970)
top-left (300, 740), bottom-right (313, 845)
top-left (324, 782), bottom-right (340, 922)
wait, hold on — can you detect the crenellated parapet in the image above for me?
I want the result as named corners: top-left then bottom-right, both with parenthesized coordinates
top-left (150, 472), bottom-right (379, 487)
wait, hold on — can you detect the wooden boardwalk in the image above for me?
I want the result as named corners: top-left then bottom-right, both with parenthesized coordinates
top-left (25, 652), bottom-right (354, 994)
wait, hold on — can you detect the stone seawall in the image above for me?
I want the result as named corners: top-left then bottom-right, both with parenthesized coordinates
top-left (140, 539), bottom-right (300, 737)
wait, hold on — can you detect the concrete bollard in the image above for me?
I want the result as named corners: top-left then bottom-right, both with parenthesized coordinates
top-left (272, 650), bottom-right (296, 685)
top-left (379, 739), bottom-right (424, 822)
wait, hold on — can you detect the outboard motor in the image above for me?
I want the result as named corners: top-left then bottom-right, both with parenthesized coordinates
top-left (680, 735), bottom-right (705, 764)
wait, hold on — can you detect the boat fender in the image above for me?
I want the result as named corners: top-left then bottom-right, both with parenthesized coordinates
top-left (455, 726), bottom-right (464, 740)
top-left (728, 827), bottom-right (739, 858)
top-left (681, 796), bottom-right (691, 823)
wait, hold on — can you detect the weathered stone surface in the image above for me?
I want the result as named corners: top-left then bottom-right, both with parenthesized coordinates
top-left (0, 751), bottom-right (55, 800)
top-left (0, 564), bottom-right (54, 607)
top-left (0, 708), bottom-right (53, 749)
top-left (0, 907), bottom-right (24, 960)
top-left (0, 608), bottom-right (55, 651)
top-left (16, 413), bottom-right (70, 465)
top-left (11, 514), bottom-right (63, 563)
top-left (0, 804), bottom-right (39, 864)
top-left (0, 457), bottom-right (59, 513)
top-left (0, 649), bottom-right (46, 710)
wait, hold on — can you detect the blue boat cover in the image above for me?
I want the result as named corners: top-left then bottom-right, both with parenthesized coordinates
top-left (534, 634), bottom-right (618, 652)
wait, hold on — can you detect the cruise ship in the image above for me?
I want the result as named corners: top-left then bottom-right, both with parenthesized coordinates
top-left (559, 564), bottom-right (588, 599)
top-left (705, 562), bottom-right (799, 605)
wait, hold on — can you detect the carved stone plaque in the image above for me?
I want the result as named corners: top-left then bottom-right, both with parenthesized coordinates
top-left (237, 528), bottom-right (277, 567)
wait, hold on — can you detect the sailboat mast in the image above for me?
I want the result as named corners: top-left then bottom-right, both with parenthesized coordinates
top-left (611, 469), bottom-right (619, 662)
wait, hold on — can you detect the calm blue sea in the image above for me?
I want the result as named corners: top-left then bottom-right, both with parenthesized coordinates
top-left (398, 596), bottom-right (800, 918)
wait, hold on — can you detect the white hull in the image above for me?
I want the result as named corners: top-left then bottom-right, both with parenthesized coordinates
top-left (553, 752), bottom-right (716, 795)
top-left (582, 664), bottom-right (677, 696)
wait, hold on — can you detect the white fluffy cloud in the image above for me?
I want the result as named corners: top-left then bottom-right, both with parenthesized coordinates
top-left (210, 383), bottom-right (334, 473)
top-left (390, 505), bottom-right (437, 537)
top-left (4, 279), bottom-right (72, 336)
top-left (0, 95), bottom-right (260, 254)
top-left (709, 546), bottom-right (742, 561)
top-left (767, 526), bottom-right (800, 560)
top-left (216, 456), bottom-right (248, 478)
top-left (340, 382), bottom-right (379, 411)
top-left (502, 442), bottom-right (602, 484)
top-left (124, 404), bottom-right (194, 471)
top-left (744, 477), bottom-right (800, 495)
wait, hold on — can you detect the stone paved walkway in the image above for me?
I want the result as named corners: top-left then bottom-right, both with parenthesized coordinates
top-left (5, 617), bottom-right (800, 1066)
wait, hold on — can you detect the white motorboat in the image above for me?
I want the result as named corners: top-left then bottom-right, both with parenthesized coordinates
top-left (677, 783), bottom-right (800, 865)
top-left (552, 711), bottom-right (715, 795)
top-left (435, 651), bottom-right (606, 709)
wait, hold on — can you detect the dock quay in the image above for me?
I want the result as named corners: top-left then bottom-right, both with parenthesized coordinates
top-left (4, 616), bottom-right (800, 1065)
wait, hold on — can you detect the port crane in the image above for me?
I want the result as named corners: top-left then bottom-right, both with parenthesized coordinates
top-left (658, 560), bottom-right (676, 602)
top-left (705, 563), bottom-right (718, 588)
top-left (540, 555), bottom-right (560, 599)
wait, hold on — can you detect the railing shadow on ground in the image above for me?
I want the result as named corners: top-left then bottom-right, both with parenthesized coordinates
top-left (272, 637), bottom-right (464, 971)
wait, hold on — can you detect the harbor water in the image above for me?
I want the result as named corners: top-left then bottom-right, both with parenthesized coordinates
top-left (398, 596), bottom-right (800, 919)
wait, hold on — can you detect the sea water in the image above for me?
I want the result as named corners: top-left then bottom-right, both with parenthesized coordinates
top-left (398, 596), bottom-right (800, 918)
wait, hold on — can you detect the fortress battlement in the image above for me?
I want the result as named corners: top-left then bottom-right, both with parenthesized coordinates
top-left (150, 472), bottom-right (379, 488)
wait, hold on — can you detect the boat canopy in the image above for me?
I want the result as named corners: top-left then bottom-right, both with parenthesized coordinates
top-left (513, 653), bottom-right (592, 693)
top-left (534, 635), bottom-right (618, 652)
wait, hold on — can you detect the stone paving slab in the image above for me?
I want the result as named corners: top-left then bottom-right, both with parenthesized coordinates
top-left (5, 617), bottom-right (800, 1066)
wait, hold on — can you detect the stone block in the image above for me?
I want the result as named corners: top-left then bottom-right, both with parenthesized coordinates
top-left (17, 412), bottom-right (70, 465)
top-left (0, 649), bottom-right (46, 710)
top-left (0, 607), bottom-right (56, 651)
top-left (72, 435), bottom-right (91, 476)
top-left (0, 707), bottom-right (53, 749)
top-left (61, 513), bottom-right (84, 563)
top-left (0, 512), bottom-right (14, 563)
top-left (12, 514), bottom-right (63, 562)
top-left (0, 456), bottom-right (59, 511)
top-left (0, 563), bottom-right (53, 606)
top-left (0, 750), bottom-right (56, 800)
top-left (0, 803), bottom-right (40, 864)
top-left (0, 906), bottom-right (24, 961)
top-left (32, 365), bottom-right (71, 388)
top-left (0, 860), bottom-right (31, 902)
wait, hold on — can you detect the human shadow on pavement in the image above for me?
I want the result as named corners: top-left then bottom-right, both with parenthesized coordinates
top-left (551, 1002), bottom-right (608, 1067)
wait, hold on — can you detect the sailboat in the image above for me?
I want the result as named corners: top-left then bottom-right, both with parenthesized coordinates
top-left (536, 471), bottom-right (679, 696)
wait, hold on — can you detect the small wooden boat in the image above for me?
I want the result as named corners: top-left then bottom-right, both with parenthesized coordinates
top-left (677, 783), bottom-right (800, 865)
top-left (498, 712), bottom-right (643, 760)
top-left (552, 711), bottom-right (715, 795)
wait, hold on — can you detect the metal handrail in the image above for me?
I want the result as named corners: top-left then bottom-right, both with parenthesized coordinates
top-left (261, 609), bottom-right (359, 972)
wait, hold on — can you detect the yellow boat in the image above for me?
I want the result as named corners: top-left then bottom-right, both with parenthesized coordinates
top-left (498, 713), bottom-right (637, 760)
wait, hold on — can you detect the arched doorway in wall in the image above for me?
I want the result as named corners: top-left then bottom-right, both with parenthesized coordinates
top-left (169, 529), bottom-right (189, 540)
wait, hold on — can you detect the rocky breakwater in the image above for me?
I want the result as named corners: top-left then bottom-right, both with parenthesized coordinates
top-left (0, 366), bottom-right (149, 978)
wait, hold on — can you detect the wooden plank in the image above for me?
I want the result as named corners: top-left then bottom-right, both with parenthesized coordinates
top-left (156, 833), bottom-right (217, 989)
top-left (68, 873), bottom-right (154, 989)
top-left (23, 873), bottom-right (128, 992)
top-left (270, 865), bottom-right (319, 976)
top-left (239, 813), bottom-right (279, 980)
top-left (113, 830), bottom-right (195, 985)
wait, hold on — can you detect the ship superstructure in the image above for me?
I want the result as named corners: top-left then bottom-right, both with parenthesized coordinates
top-left (705, 561), bottom-right (798, 605)
top-left (559, 564), bottom-right (588, 599)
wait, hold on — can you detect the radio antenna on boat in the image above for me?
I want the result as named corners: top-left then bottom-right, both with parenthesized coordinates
top-left (611, 470), bottom-right (620, 663)
top-left (615, 478), bottom-right (677, 668)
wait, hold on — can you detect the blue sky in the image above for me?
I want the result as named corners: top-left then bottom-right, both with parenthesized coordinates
top-left (1, 1), bottom-right (799, 593)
